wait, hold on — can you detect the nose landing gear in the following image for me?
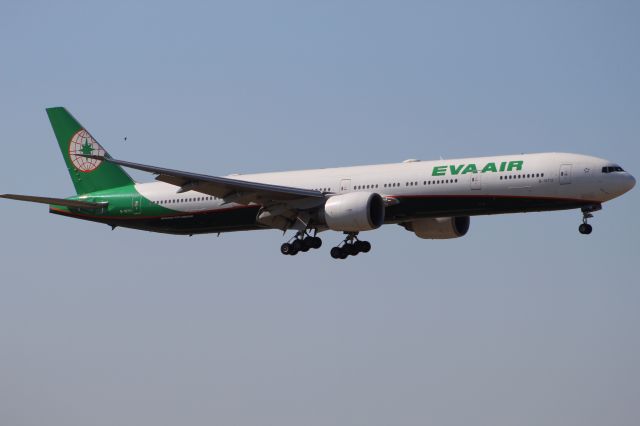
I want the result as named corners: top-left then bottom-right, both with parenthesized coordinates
top-left (578, 204), bottom-right (601, 235)
top-left (330, 232), bottom-right (371, 260)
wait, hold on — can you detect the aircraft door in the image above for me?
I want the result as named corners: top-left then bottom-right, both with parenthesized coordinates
top-left (559, 164), bottom-right (572, 185)
top-left (339, 179), bottom-right (352, 192)
top-left (132, 194), bottom-right (142, 214)
top-left (470, 172), bottom-right (482, 190)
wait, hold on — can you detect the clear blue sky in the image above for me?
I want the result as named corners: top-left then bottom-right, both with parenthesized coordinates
top-left (1, 1), bottom-right (639, 425)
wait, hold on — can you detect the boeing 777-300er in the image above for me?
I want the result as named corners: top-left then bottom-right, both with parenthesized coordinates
top-left (1, 108), bottom-right (636, 259)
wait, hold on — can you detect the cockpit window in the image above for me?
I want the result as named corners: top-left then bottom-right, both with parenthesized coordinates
top-left (602, 166), bottom-right (625, 173)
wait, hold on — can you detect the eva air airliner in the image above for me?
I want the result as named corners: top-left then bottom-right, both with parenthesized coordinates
top-left (1, 108), bottom-right (635, 259)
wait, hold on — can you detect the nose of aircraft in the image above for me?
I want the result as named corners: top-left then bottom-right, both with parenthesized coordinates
top-left (626, 173), bottom-right (637, 192)
top-left (603, 170), bottom-right (636, 198)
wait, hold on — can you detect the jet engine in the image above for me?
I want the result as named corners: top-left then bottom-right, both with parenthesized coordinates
top-left (322, 192), bottom-right (385, 232)
top-left (402, 216), bottom-right (470, 239)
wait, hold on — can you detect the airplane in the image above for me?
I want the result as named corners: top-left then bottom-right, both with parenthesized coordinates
top-left (1, 107), bottom-right (636, 259)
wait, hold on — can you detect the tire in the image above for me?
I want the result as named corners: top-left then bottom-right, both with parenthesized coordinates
top-left (330, 247), bottom-right (343, 259)
top-left (303, 237), bottom-right (314, 250)
top-left (292, 239), bottom-right (303, 252)
top-left (360, 241), bottom-right (371, 253)
top-left (280, 243), bottom-right (292, 255)
top-left (345, 244), bottom-right (358, 256)
top-left (311, 237), bottom-right (322, 249)
top-left (579, 224), bottom-right (593, 235)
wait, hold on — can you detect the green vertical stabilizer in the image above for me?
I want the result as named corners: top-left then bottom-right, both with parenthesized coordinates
top-left (46, 107), bottom-right (134, 195)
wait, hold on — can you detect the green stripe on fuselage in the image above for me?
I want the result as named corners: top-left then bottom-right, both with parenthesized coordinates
top-left (50, 184), bottom-right (176, 218)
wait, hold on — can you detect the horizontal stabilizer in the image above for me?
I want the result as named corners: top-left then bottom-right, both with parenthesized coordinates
top-left (0, 194), bottom-right (107, 209)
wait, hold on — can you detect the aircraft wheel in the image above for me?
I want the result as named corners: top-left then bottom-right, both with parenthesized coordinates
top-left (354, 240), bottom-right (371, 253)
top-left (579, 223), bottom-right (593, 235)
top-left (345, 244), bottom-right (358, 256)
top-left (311, 237), bottom-right (322, 249)
top-left (280, 243), bottom-right (293, 255)
top-left (330, 247), bottom-right (344, 259)
top-left (303, 236), bottom-right (321, 250)
top-left (292, 239), bottom-right (303, 252)
top-left (302, 237), bottom-right (314, 250)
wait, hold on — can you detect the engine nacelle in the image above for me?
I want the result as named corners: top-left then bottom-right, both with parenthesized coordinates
top-left (403, 216), bottom-right (470, 239)
top-left (323, 192), bottom-right (385, 232)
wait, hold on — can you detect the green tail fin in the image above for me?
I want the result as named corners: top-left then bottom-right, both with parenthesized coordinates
top-left (46, 107), bottom-right (134, 195)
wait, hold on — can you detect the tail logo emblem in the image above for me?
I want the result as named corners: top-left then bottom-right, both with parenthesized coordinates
top-left (68, 129), bottom-right (105, 172)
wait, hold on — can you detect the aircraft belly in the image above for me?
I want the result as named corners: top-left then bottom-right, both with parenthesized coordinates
top-left (51, 205), bottom-right (263, 235)
top-left (384, 194), bottom-right (595, 221)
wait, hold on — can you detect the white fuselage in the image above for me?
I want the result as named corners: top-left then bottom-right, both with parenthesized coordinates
top-left (135, 152), bottom-right (635, 221)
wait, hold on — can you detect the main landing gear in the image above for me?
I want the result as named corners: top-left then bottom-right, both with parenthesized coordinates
top-left (279, 230), bottom-right (372, 259)
top-left (330, 232), bottom-right (371, 260)
top-left (280, 230), bottom-right (322, 256)
top-left (578, 204), bottom-right (601, 235)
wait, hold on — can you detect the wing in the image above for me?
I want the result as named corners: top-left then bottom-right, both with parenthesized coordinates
top-left (90, 156), bottom-right (325, 205)
top-left (0, 194), bottom-right (107, 209)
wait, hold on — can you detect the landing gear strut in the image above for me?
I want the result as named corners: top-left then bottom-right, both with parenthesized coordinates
top-left (280, 230), bottom-right (322, 256)
top-left (578, 204), bottom-right (601, 235)
top-left (330, 232), bottom-right (371, 260)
